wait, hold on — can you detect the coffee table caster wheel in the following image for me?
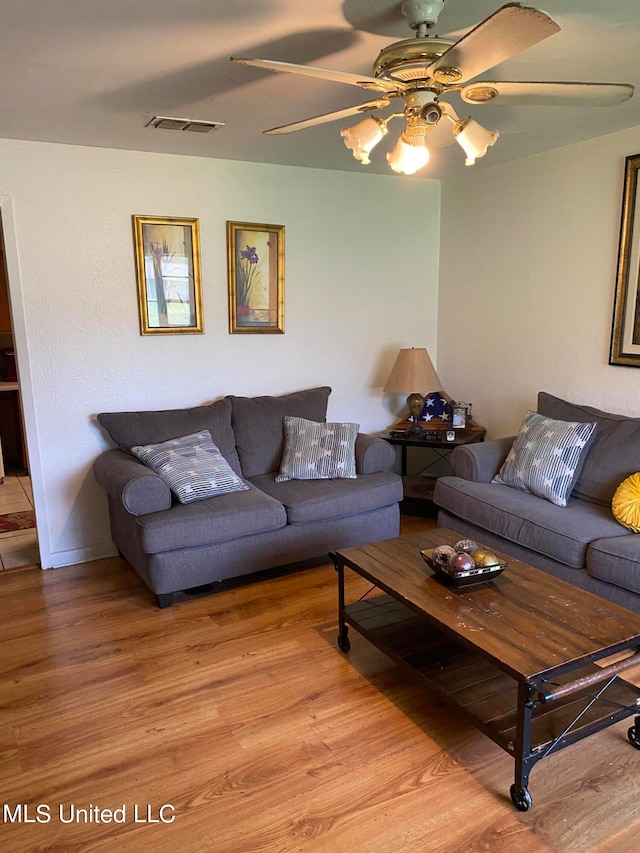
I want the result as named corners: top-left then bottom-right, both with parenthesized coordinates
top-left (338, 631), bottom-right (350, 653)
top-left (510, 784), bottom-right (532, 812)
top-left (628, 726), bottom-right (640, 749)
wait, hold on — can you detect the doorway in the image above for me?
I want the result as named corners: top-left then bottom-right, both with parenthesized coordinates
top-left (0, 216), bottom-right (39, 571)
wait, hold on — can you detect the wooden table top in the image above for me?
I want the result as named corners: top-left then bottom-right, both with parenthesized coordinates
top-left (335, 528), bottom-right (640, 683)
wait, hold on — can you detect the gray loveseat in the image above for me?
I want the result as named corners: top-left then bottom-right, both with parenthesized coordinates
top-left (94, 386), bottom-right (402, 607)
top-left (434, 392), bottom-right (640, 612)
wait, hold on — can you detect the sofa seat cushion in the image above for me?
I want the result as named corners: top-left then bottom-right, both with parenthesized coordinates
top-left (251, 471), bottom-right (403, 525)
top-left (98, 398), bottom-right (242, 475)
top-left (136, 482), bottom-right (286, 554)
top-left (434, 476), bottom-right (626, 568)
top-left (587, 536), bottom-right (640, 595)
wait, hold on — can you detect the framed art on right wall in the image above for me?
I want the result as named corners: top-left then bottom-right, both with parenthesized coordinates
top-left (610, 153), bottom-right (640, 366)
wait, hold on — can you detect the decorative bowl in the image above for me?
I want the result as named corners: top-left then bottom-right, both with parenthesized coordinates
top-left (420, 547), bottom-right (507, 587)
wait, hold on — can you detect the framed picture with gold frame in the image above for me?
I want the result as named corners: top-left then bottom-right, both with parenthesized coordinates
top-left (610, 153), bottom-right (640, 366)
top-left (133, 215), bottom-right (203, 335)
top-left (227, 221), bottom-right (285, 334)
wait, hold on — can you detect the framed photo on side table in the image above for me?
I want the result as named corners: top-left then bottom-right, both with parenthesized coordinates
top-left (133, 215), bottom-right (203, 335)
top-left (227, 221), bottom-right (285, 334)
top-left (452, 402), bottom-right (470, 429)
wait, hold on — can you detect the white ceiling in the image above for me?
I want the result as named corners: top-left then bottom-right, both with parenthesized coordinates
top-left (3, 0), bottom-right (640, 178)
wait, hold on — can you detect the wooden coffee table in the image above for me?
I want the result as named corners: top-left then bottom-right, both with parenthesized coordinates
top-left (332, 528), bottom-right (640, 810)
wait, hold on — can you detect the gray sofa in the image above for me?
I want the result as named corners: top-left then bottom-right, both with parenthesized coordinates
top-left (93, 386), bottom-right (402, 607)
top-left (434, 392), bottom-right (640, 612)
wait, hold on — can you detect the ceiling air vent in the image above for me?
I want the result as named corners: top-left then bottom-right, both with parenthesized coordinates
top-left (146, 116), bottom-right (225, 133)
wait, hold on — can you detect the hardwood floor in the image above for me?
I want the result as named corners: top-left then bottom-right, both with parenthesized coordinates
top-left (1, 514), bottom-right (640, 852)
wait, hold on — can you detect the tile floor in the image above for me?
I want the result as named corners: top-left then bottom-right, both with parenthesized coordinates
top-left (0, 473), bottom-right (39, 570)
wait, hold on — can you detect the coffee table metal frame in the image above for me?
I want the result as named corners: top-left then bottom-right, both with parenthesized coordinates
top-left (332, 532), bottom-right (640, 811)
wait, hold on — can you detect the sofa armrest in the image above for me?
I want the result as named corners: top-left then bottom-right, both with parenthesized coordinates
top-left (93, 449), bottom-right (172, 516)
top-left (355, 433), bottom-right (395, 474)
top-left (449, 436), bottom-right (515, 483)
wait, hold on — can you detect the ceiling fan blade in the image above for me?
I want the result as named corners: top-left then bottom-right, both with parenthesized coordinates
top-left (461, 80), bottom-right (635, 107)
top-left (230, 57), bottom-right (398, 94)
top-left (263, 98), bottom-right (392, 135)
top-left (426, 4), bottom-right (560, 86)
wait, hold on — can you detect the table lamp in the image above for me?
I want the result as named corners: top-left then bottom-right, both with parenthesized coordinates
top-left (383, 347), bottom-right (443, 433)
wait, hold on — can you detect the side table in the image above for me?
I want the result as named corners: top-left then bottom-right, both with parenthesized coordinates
top-left (381, 422), bottom-right (486, 511)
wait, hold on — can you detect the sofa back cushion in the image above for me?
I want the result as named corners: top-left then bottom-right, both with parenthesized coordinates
top-left (97, 398), bottom-right (242, 475)
top-left (227, 387), bottom-right (331, 478)
top-left (538, 391), bottom-right (640, 506)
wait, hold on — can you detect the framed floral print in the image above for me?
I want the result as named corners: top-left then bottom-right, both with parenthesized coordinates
top-left (227, 221), bottom-right (285, 334)
top-left (133, 215), bottom-right (203, 335)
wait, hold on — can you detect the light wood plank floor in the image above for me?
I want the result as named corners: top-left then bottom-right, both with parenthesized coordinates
top-left (1, 515), bottom-right (640, 852)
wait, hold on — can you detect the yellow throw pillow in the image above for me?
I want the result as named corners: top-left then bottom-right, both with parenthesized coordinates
top-left (612, 473), bottom-right (640, 532)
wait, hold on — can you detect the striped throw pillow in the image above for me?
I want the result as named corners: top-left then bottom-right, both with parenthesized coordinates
top-left (492, 411), bottom-right (596, 507)
top-left (131, 430), bottom-right (248, 504)
top-left (276, 417), bottom-right (358, 482)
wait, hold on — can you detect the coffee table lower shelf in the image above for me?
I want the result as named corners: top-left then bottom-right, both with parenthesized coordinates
top-left (339, 593), bottom-right (640, 810)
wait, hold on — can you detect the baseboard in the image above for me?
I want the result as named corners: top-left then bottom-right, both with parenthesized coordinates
top-left (47, 542), bottom-right (119, 569)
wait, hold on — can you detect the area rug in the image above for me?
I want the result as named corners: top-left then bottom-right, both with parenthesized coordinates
top-left (0, 510), bottom-right (35, 533)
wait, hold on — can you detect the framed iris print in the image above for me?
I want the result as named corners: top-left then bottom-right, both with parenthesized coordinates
top-left (133, 215), bottom-right (203, 335)
top-left (227, 221), bottom-right (285, 334)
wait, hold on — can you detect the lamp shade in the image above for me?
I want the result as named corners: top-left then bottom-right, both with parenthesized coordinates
top-left (386, 132), bottom-right (430, 175)
top-left (383, 347), bottom-right (442, 393)
top-left (453, 117), bottom-right (499, 166)
top-left (340, 116), bottom-right (388, 165)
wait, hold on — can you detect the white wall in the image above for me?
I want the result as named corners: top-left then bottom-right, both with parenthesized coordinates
top-left (0, 139), bottom-right (440, 568)
top-left (438, 125), bottom-right (640, 439)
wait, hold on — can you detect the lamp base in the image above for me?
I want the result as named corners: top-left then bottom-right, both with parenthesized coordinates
top-left (406, 392), bottom-right (425, 433)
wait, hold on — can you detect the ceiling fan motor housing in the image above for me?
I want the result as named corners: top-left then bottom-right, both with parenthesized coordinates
top-left (401, 0), bottom-right (446, 32)
top-left (373, 37), bottom-right (454, 82)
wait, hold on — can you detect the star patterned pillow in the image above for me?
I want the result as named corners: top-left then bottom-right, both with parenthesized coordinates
top-left (276, 417), bottom-right (359, 482)
top-left (131, 430), bottom-right (249, 504)
top-left (492, 411), bottom-right (596, 507)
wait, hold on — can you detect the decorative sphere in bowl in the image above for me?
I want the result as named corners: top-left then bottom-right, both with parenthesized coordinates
top-left (432, 544), bottom-right (456, 566)
top-left (454, 538), bottom-right (479, 554)
top-left (448, 552), bottom-right (476, 573)
top-left (470, 549), bottom-right (500, 567)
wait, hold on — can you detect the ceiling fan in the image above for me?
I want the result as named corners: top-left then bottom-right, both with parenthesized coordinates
top-left (231, 1), bottom-right (634, 174)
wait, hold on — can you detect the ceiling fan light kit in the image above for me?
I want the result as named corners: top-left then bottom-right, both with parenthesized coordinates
top-left (387, 131), bottom-right (430, 175)
top-left (340, 115), bottom-right (389, 165)
top-left (451, 116), bottom-right (500, 166)
top-left (231, 1), bottom-right (634, 176)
